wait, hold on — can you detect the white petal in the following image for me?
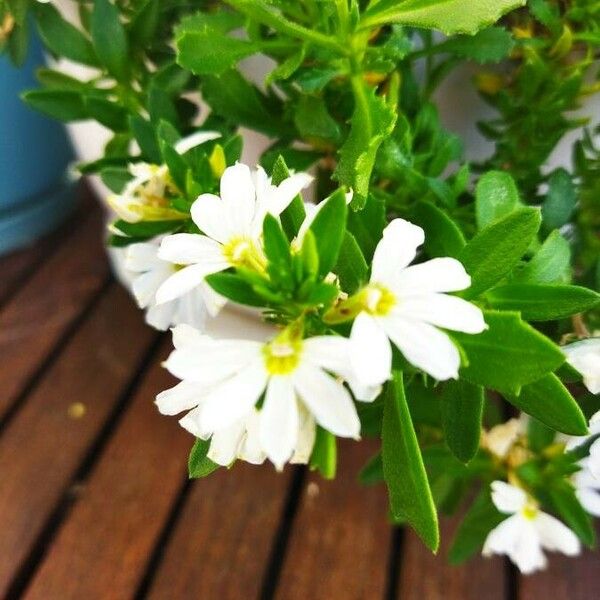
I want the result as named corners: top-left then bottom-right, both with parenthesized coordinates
top-left (490, 481), bottom-right (527, 514)
top-left (302, 335), bottom-right (350, 376)
top-left (190, 194), bottom-right (234, 243)
top-left (207, 420), bottom-right (246, 466)
top-left (145, 301), bottom-right (177, 331)
top-left (350, 313), bottom-right (393, 387)
top-left (200, 281), bottom-right (227, 317)
top-left (563, 339), bottom-right (600, 395)
top-left (392, 257), bottom-right (472, 294)
top-left (171, 323), bottom-right (206, 349)
top-left (238, 410), bottom-right (267, 465)
top-left (535, 512), bottom-right (581, 556)
top-left (576, 488), bottom-right (600, 517)
top-left (200, 360), bottom-right (268, 432)
top-left (290, 406), bottom-right (316, 464)
top-left (155, 263), bottom-right (225, 305)
top-left (164, 339), bottom-right (262, 384)
top-left (125, 242), bottom-right (163, 272)
top-left (268, 172), bottom-right (313, 216)
top-left (393, 293), bottom-right (487, 333)
top-left (174, 130), bottom-right (221, 154)
top-left (171, 287), bottom-right (208, 330)
top-left (371, 219), bottom-right (425, 285)
top-left (483, 514), bottom-right (522, 555)
top-left (509, 521), bottom-right (547, 574)
top-left (155, 381), bottom-right (204, 415)
top-left (179, 406), bottom-right (207, 438)
top-left (131, 267), bottom-right (171, 308)
top-left (589, 438), bottom-right (600, 479)
top-left (293, 364), bottom-right (360, 439)
top-left (220, 163), bottom-right (256, 235)
top-left (383, 316), bottom-right (461, 381)
top-left (158, 233), bottom-right (226, 266)
top-left (260, 376), bottom-right (299, 469)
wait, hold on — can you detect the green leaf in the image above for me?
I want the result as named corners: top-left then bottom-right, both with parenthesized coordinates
top-left (459, 208), bottom-right (541, 299)
top-left (475, 170), bottom-right (521, 230)
top-left (263, 214), bottom-right (293, 290)
top-left (84, 96), bottom-right (128, 132)
top-left (335, 232), bottom-right (368, 294)
top-left (129, 0), bottom-right (160, 48)
top-left (448, 489), bottom-right (504, 564)
top-left (382, 371), bottom-right (439, 552)
top-left (440, 27), bottom-right (514, 63)
top-left (360, 0), bottom-right (525, 35)
top-left (22, 89), bottom-right (88, 122)
top-left (130, 115), bottom-right (161, 163)
top-left (205, 272), bottom-right (269, 308)
top-left (347, 194), bottom-right (386, 261)
top-left (411, 200), bottom-right (466, 258)
top-left (506, 374), bottom-right (587, 436)
top-left (548, 482), bottom-right (596, 548)
top-left (112, 219), bottom-right (183, 239)
top-left (176, 26), bottom-right (258, 75)
top-left (310, 426), bottom-right (337, 479)
top-left (335, 82), bottom-right (396, 209)
top-left (294, 96), bottom-right (341, 144)
top-left (527, 417), bottom-right (556, 452)
top-left (271, 156), bottom-right (306, 240)
top-left (542, 168), bottom-right (576, 232)
top-left (91, 0), bottom-right (129, 81)
top-left (486, 284), bottom-right (600, 321)
top-left (35, 3), bottom-right (99, 67)
top-left (188, 438), bottom-right (219, 478)
top-left (441, 381), bottom-right (484, 463)
top-left (101, 167), bottom-right (131, 193)
top-left (454, 311), bottom-right (565, 395)
top-left (308, 189), bottom-right (348, 277)
top-left (511, 230), bottom-right (571, 284)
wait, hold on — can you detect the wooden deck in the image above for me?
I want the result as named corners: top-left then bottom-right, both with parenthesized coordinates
top-left (1, 186), bottom-right (598, 600)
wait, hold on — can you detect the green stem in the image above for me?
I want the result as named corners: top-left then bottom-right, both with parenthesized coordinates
top-left (224, 0), bottom-right (349, 55)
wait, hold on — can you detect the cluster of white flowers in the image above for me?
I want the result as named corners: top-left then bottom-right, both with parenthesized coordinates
top-left (482, 408), bottom-right (600, 573)
top-left (112, 161), bottom-right (488, 469)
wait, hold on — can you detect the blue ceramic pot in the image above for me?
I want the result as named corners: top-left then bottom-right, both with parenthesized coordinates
top-left (0, 33), bottom-right (76, 255)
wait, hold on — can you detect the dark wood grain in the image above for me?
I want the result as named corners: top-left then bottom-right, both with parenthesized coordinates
top-left (275, 440), bottom-right (391, 600)
top-left (0, 203), bottom-right (108, 420)
top-left (397, 516), bottom-right (507, 600)
top-left (146, 465), bottom-right (292, 600)
top-left (518, 523), bottom-right (600, 600)
top-left (23, 341), bottom-right (190, 600)
top-left (0, 285), bottom-right (155, 597)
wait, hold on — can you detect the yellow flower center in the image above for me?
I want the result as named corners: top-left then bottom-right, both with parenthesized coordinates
top-left (222, 237), bottom-right (266, 271)
top-left (521, 502), bottom-right (539, 520)
top-left (263, 339), bottom-right (302, 375)
top-left (363, 284), bottom-right (396, 316)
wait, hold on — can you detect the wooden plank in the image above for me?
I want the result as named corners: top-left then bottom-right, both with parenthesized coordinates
top-left (275, 440), bottom-right (391, 600)
top-left (518, 523), bottom-right (600, 600)
top-left (0, 201), bottom-right (109, 420)
top-left (0, 285), bottom-right (155, 598)
top-left (23, 340), bottom-right (191, 600)
top-left (397, 516), bottom-right (507, 600)
top-left (0, 189), bottom-right (92, 307)
top-left (146, 466), bottom-right (292, 599)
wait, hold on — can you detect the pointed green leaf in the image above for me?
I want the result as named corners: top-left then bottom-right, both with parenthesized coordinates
top-left (91, 0), bottom-right (129, 81)
top-left (310, 426), bottom-right (337, 479)
top-left (335, 232), bottom-right (368, 294)
top-left (383, 371), bottom-right (439, 552)
top-left (411, 200), bottom-right (466, 258)
top-left (459, 207), bottom-right (541, 299)
top-left (441, 381), bottom-right (484, 463)
top-left (454, 311), bottom-right (565, 395)
top-left (511, 230), bottom-right (571, 285)
top-left (360, 0), bottom-right (525, 35)
top-left (188, 439), bottom-right (219, 478)
top-left (475, 170), bottom-right (521, 230)
top-left (486, 284), bottom-right (600, 321)
top-left (507, 374), bottom-right (587, 436)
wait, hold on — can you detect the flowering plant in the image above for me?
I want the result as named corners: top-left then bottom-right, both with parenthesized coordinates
top-left (2, 0), bottom-right (600, 572)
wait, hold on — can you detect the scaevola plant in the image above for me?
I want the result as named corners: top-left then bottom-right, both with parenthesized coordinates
top-left (5, 0), bottom-right (600, 571)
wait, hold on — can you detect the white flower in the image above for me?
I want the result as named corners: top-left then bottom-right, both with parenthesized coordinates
top-left (574, 459), bottom-right (600, 517)
top-left (566, 410), bottom-right (600, 479)
top-left (155, 163), bottom-right (312, 305)
top-left (483, 481), bottom-right (580, 574)
top-left (156, 324), bottom-right (368, 469)
top-left (125, 240), bottom-right (225, 331)
top-left (563, 338), bottom-right (600, 394)
top-left (108, 130), bottom-right (221, 223)
top-left (348, 219), bottom-right (487, 385)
